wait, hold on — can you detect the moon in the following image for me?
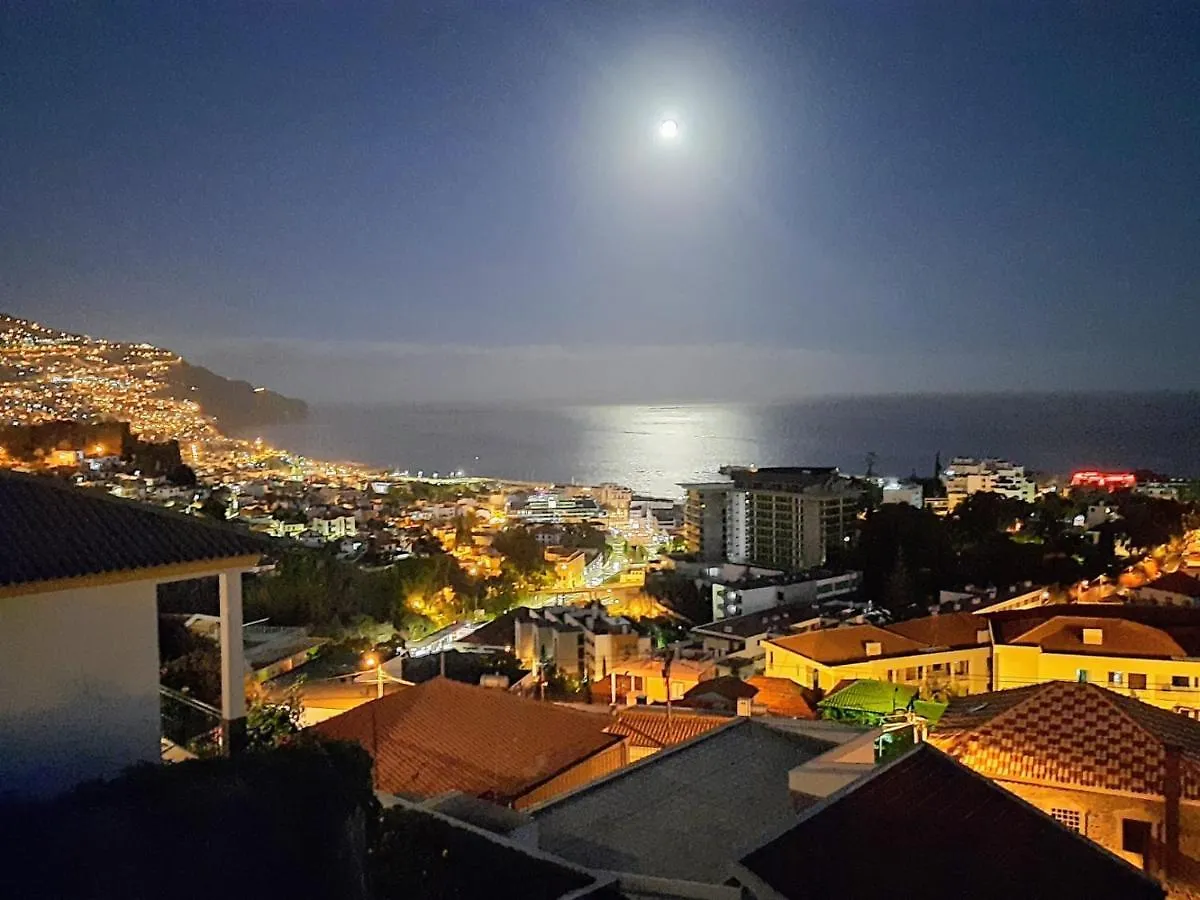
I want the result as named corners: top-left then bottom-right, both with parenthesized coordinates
top-left (658, 119), bottom-right (679, 140)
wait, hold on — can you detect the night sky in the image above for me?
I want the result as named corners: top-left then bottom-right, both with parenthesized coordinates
top-left (3, 2), bottom-right (1198, 403)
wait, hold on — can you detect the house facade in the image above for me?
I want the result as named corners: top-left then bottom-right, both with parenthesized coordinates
top-left (0, 472), bottom-right (263, 798)
top-left (763, 612), bottom-right (993, 696)
top-left (932, 681), bottom-right (1200, 885)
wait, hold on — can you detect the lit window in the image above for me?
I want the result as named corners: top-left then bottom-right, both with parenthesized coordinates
top-left (1109, 671), bottom-right (1123, 685)
top-left (1076, 669), bottom-right (1089, 683)
top-left (1050, 808), bottom-right (1082, 833)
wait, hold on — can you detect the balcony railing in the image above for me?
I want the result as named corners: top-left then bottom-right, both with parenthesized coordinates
top-left (160, 685), bottom-right (222, 758)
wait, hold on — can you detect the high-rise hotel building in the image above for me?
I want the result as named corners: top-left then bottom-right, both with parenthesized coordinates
top-left (682, 467), bottom-right (864, 571)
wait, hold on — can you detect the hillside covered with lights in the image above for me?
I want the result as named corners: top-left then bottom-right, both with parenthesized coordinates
top-left (0, 314), bottom-right (307, 444)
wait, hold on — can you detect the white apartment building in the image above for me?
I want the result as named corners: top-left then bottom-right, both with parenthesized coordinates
top-left (881, 480), bottom-right (923, 508)
top-left (942, 457), bottom-right (1036, 508)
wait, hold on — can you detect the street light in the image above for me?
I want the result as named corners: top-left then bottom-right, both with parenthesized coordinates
top-left (363, 653), bottom-right (384, 700)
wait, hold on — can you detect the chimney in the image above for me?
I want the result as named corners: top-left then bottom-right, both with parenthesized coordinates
top-left (1164, 744), bottom-right (1181, 878)
top-left (1082, 627), bottom-right (1103, 646)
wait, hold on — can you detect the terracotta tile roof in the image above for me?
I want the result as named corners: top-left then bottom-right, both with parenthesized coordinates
top-left (745, 676), bottom-right (817, 718)
top-left (931, 681), bottom-right (1200, 800)
top-left (605, 708), bottom-right (730, 749)
top-left (886, 611), bottom-right (989, 648)
top-left (680, 675), bottom-right (758, 704)
top-left (766, 623), bottom-right (925, 665)
top-left (1145, 571), bottom-right (1200, 598)
top-left (738, 744), bottom-right (1164, 900)
top-left (0, 470), bottom-right (266, 590)
top-left (1010, 616), bottom-right (1188, 658)
top-left (311, 677), bottom-right (622, 803)
top-left (985, 604), bottom-right (1200, 655)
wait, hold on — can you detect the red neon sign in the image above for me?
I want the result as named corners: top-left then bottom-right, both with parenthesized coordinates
top-left (1070, 471), bottom-right (1136, 490)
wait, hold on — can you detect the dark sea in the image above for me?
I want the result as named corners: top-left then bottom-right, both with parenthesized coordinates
top-left (248, 393), bottom-right (1200, 498)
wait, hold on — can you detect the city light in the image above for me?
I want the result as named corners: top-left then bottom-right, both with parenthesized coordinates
top-left (1071, 470), bottom-right (1137, 491)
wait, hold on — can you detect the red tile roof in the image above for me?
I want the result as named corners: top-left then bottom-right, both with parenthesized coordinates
top-left (605, 708), bottom-right (730, 749)
top-left (1009, 616), bottom-right (1188, 658)
top-left (680, 676), bottom-right (758, 705)
top-left (311, 677), bottom-right (621, 803)
top-left (931, 681), bottom-right (1200, 799)
top-left (767, 623), bottom-right (925, 665)
top-left (745, 676), bottom-right (817, 719)
top-left (886, 611), bottom-right (989, 648)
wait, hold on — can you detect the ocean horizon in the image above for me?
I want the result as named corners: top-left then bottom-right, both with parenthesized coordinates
top-left (245, 391), bottom-right (1200, 498)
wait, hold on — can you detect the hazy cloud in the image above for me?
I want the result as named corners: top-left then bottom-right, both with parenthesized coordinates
top-left (164, 336), bottom-right (1140, 405)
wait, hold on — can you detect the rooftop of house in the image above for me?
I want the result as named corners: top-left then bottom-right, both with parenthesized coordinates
top-left (680, 676), bottom-right (817, 719)
top-left (1009, 616), bottom-right (1190, 658)
top-left (531, 718), bottom-right (833, 883)
top-left (885, 610), bottom-right (990, 648)
top-left (818, 678), bottom-right (919, 715)
top-left (693, 605), bottom-right (821, 640)
top-left (0, 469), bottom-right (266, 592)
top-left (680, 675), bottom-right (759, 704)
top-left (984, 603), bottom-right (1200, 651)
top-left (376, 801), bottom-right (615, 899)
top-left (930, 680), bottom-right (1200, 800)
top-left (766, 622), bottom-right (925, 665)
top-left (604, 708), bottom-right (732, 749)
top-left (1144, 570), bottom-right (1200, 598)
top-left (736, 744), bottom-right (1163, 900)
top-left (745, 676), bottom-right (818, 719)
top-left (310, 677), bottom-right (622, 804)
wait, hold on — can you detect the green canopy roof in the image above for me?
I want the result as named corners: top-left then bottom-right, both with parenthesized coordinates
top-left (819, 679), bottom-right (917, 714)
top-left (818, 679), bottom-right (947, 724)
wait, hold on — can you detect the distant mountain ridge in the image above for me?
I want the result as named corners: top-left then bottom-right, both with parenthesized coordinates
top-left (0, 313), bottom-right (307, 436)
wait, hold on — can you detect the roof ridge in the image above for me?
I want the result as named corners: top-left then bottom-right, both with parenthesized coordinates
top-left (1083, 681), bottom-right (1200, 753)
top-left (935, 682), bottom-right (1053, 735)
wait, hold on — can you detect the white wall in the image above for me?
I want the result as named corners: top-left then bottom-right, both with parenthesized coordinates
top-left (0, 580), bottom-right (162, 799)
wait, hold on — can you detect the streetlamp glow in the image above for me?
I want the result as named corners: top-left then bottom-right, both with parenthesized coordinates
top-left (658, 119), bottom-right (679, 140)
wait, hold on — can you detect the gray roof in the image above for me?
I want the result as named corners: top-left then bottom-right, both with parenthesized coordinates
top-left (530, 719), bottom-right (831, 883)
top-left (0, 470), bottom-right (266, 589)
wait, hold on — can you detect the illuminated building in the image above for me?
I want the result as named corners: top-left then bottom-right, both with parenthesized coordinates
top-left (1072, 470), bottom-right (1138, 491)
top-left (932, 680), bottom-right (1200, 885)
top-left (763, 611), bottom-right (993, 695)
top-left (508, 492), bottom-right (604, 524)
top-left (942, 457), bottom-right (1037, 507)
top-left (683, 467), bottom-right (864, 571)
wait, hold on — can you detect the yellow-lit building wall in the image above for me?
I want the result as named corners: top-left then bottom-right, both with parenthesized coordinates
top-left (992, 645), bottom-right (1200, 713)
top-left (763, 643), bottom-right (992, 695)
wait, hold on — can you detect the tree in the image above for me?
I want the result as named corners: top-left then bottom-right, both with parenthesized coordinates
top-left (246, 693), bottom-right (303, 750)
top-left (882, 549), bottom-right (918, 614)
top-left (198, 496), bottom-right (228, 521)
top-left (950, 492), bottom-right (1029, 545)
top-left (161, 637), bottom-right (222, 706)
top-left (453, 510), bottom-right (476, 547)
top-left (492, 526), bottom-right (548, 577)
